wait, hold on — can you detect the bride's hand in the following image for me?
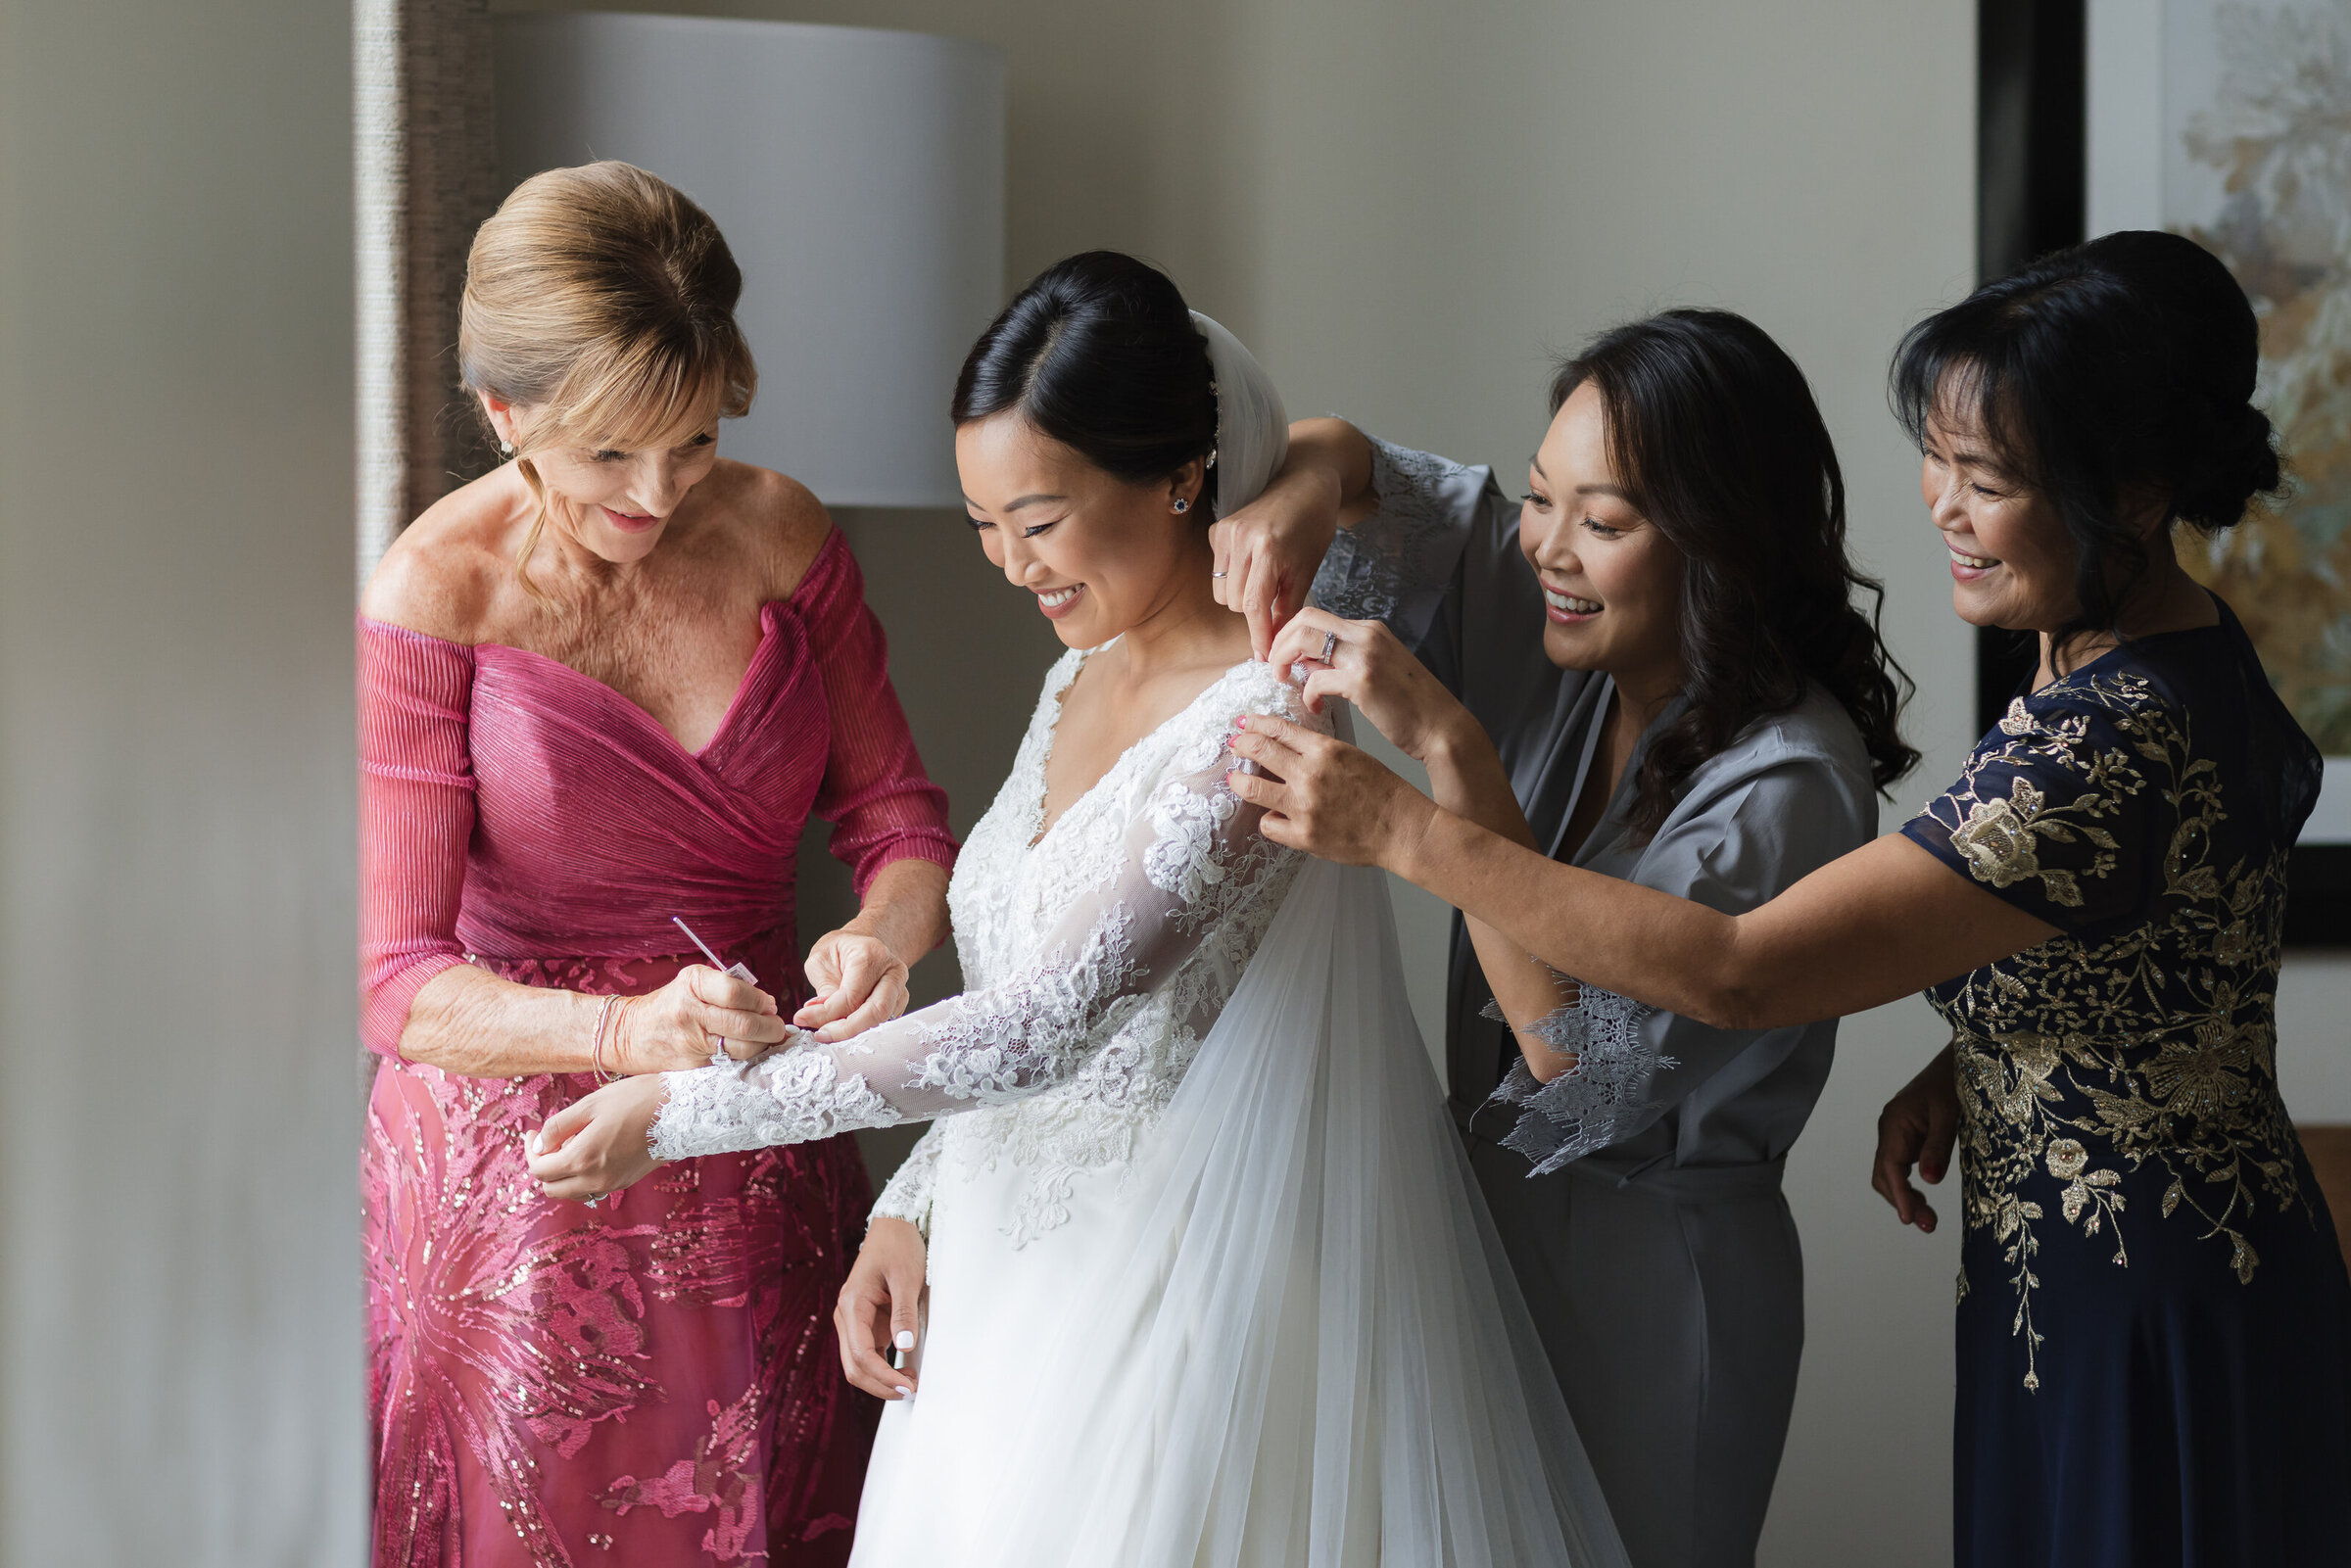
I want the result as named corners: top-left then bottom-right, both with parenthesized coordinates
top-left (836, 1217), bottom-right (927, 1401)
top-left (794, 928), bottom-right (912, 1043)
top-left (526, 1074), bottom-right (668, 1202)
top-left (1225, 713), bottom-right (1436, 870)
top-left (1267, 608), bottom-right (1473, 764)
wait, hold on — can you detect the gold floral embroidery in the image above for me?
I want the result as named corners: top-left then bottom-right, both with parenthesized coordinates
top-left (1919, 674), bottom-right (2309, 1391)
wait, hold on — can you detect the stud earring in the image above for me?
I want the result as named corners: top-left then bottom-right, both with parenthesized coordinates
top-left (500, 438), bottom-right (515, 457)
top-left (1172, 498), bottom-right (1190, 514)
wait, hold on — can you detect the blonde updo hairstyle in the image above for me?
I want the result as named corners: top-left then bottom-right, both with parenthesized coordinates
top-left (459, 161), bottom-right (757, 591)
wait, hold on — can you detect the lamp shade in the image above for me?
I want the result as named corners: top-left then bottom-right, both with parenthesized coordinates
top-left (493, 13), bottom-right (1005, 507)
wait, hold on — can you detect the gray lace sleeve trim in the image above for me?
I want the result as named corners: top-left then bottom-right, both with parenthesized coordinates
top-left (1309, 437), bottom-right (1475, 631)
top-left (1480, 981), bottom-right (1677, 1176)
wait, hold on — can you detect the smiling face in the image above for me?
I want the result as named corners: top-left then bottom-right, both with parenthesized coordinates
top-left (1917, 384), bottom-right (2080, 632)
top-left (485, 393), bottom-right (721, 565)
top-left (1518, 382), bottom-right (1686, 697)
top-left (955, 411), bottom-right (1207, 648)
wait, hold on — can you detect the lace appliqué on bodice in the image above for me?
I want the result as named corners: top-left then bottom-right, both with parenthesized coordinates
top-left (655, 650), bottom-right (1322, 1245)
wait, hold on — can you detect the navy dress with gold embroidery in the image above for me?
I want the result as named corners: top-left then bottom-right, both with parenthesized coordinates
top-left (1902, 600), bottom-right (2351, 1568)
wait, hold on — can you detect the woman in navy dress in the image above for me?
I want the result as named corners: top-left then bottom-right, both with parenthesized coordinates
top-left (1223, 230), bottom-right (2351, 1567)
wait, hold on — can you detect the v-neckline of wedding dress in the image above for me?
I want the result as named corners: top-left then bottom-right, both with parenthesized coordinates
top-left (1023, 642), bottom-right (1260, 851)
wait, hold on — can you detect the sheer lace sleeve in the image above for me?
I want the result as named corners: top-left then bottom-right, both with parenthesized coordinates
top-left (649, 669), bottom-right (1314, 1162)
top-left (359, 619), bottom-right (478, 1060)
top-left (1484, 975), bottom-right (1678, 1174)
top-left (1309, 436), bottom-right (1491, 646)
top-left (869, 1126), bottom-right (945, 1238)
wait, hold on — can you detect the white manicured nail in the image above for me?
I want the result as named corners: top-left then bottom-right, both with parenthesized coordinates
top-left (894, 1330), bottom-right (916, 1351)
top-left (894, 1385), bottom-right (913, 1399)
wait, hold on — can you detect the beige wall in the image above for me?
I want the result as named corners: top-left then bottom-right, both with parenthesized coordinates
top-left (0, 0), bottom-right (364, 1562)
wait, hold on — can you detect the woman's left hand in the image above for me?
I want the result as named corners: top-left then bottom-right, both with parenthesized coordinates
top-left (794, 929), bottom-right (912, 1043)
top-left (1225, 713), bottom-right (1436, 868)
top-left (1265, 608), bottom-right (1470, 765)
top-left (526, 1073), bottom-right (669, 1203)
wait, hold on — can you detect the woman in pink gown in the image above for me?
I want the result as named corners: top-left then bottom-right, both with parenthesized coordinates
top-left (359, 162), bottom-right (956, 1567)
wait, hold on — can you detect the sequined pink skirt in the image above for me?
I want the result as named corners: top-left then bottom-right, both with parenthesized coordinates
top-left (363, 931), bottom-right (877, 1567)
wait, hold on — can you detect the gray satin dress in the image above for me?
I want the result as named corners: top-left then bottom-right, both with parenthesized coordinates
top-left (1313, 438), bottom-right (1879, 1568)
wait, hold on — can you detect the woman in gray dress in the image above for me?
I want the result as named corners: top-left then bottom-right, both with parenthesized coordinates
top-left (1212, 309), bottom-right (1917, 1568)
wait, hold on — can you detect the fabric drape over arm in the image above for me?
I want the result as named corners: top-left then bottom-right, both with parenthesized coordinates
top-left (651, 713), bottom-right (1307, 1162)
top-left (799, 537), bottom-right (960, 894)
top-left (359, 620), bottom-right (479, 1060)
top-left (1486, 751), bottom-right (1866, 1173)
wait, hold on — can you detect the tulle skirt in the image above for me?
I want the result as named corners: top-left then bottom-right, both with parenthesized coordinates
top-left (847, 860), bottom-right (1626, 1568)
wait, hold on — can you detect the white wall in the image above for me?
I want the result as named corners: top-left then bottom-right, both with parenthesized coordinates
top-left (0, 1), bottom-right (364, 1563)
top-left (496, 1), bottom-right (1982, 1560)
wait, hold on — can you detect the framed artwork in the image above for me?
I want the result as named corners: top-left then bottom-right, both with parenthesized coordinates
top-left (1982, 0), bottom-right (2351, 942)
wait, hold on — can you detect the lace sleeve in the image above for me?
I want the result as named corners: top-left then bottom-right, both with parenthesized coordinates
top-left (649, 674), bottom-right (1313, 1162)
top-left (1481, 745), bottom-right (1875, 1174)
top-left (1309, 435), bottom-right (1489, 646)
top-left (1484, 979), bottom-right (1678, 1175)
top-left (868, 1126), bottom-right (944, 1239)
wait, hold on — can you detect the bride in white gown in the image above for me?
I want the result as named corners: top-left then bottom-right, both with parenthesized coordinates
top-left (530, 252), bottom-right (1627, 1568)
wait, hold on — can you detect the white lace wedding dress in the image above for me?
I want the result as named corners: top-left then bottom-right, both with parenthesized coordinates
top-left (651, 646), bottom-right (1626, 1568)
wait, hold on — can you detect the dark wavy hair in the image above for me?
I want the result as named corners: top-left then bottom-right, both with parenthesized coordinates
top-left (1554, 309), bottom-right (1919, 836)
top-left (1889, 229), bottom-right (2282, 654)
top-left (950, 250), bottom-right (1223, 513)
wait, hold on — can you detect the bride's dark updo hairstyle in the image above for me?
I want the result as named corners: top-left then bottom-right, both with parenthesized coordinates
top-left (1890, 229), bottom-right (2282, 652)
top-left (952, 250), bottom-right (1225, 514)
top-left (1556, 309), bottom-right (1919, 836)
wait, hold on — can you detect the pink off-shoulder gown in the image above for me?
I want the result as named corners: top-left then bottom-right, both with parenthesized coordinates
top-left (360, 531), bottom-right (957, 1568)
